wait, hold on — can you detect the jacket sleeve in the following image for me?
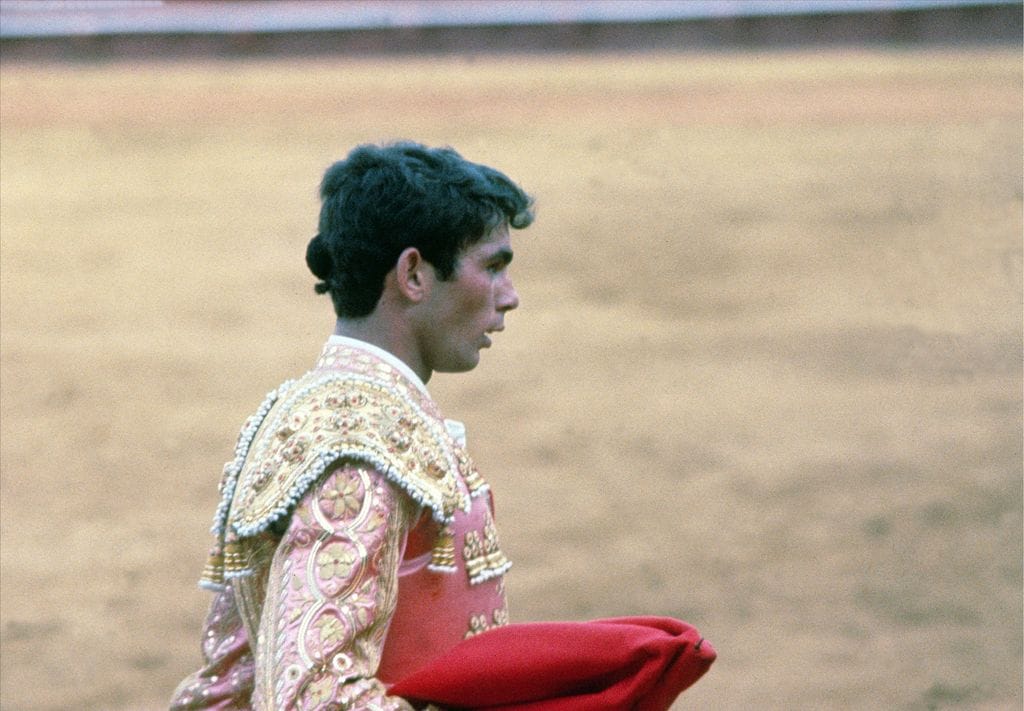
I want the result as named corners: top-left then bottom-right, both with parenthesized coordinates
top-left (251, 461), bottom-right (419, 710)
top-left (169, 583), bottom-right (255, 710)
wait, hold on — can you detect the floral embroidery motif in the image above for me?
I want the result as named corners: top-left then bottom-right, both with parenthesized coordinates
top-left (316, 542), bottom-right (359, 581)
top-left (321, 474), bottom-right (364, 520)
top-left (280, 434), bottom-right (311, 465)
top-left (304, 673), bottom-right (335, 706)
top-left (313, 615), bottom-right (347, 648)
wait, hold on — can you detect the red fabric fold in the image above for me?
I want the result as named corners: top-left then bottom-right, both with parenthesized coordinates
top-left (389, 616), bottom-right (715, 711)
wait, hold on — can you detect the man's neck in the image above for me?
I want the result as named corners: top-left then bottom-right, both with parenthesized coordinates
top-left (332, 317), bottom-right (431, 383)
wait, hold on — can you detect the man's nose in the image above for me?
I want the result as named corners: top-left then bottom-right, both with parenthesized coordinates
top-left (498, 277), bottom-right (519, 312)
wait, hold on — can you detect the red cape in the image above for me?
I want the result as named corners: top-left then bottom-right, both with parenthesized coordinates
top-left (389, 616), bottom-right (715, 711)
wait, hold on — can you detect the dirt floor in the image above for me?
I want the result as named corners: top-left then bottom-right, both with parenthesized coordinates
top-left (1, 48), bottom-right (1021, 710)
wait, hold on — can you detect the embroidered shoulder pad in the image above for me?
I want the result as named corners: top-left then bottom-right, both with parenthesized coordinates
top-left (228, 371), bottom-right (467, 538)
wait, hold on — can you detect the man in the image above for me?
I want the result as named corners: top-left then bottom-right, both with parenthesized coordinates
top-left (170, 141), bottom-right (533, 709)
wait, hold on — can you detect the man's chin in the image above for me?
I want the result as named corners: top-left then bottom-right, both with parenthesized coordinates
top-left (436, 354), bottom-right (481, 374)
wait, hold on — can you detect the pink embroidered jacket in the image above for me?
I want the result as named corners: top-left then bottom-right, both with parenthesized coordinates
top-left (170, 337), bottom-right (511, 710)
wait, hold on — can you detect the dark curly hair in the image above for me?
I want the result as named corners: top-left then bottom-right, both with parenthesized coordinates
top-left (305, 141), bottom-right (534, 318)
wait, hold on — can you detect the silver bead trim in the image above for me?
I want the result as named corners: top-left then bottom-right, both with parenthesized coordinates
top-left (209, 379), bottom-right (295, 538)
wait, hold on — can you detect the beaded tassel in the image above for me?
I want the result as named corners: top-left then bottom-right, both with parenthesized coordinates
top-left (428, 524), bottom-right (457, 572)
top-left (463, 466), bottom-right (490, 498)
top-left (463, 530), bottom-right (487, 581)
top-left (483, 520), bottom-right (509, 572)
top-left (199, 547), bottom-right (226, 590)
top-left (222, 538), bottom-right (253, 579)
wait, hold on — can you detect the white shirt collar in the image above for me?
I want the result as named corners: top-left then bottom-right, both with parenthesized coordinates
top-left (326, 334), bottom-right (430, 398)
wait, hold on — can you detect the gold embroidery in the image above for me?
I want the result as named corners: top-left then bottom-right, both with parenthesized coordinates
top-left (493, 607), bottom-right (509, 628)
top-left (463, 531), bottom-right (486, 581)
top-left (465, 604), bottom-right (510, 638)
top-left (463, 508), bottom-right (512, 585)
top-left (304, 673), bottom-right (335, 706)
top-left (201, 548), bottom-right (225, 587)
top-left (466, 614), bottom-right (490, 638)
top-left (483, 518), bottom-right (510, 573)
top-left (203, 351), bottom-right (472, 590)
top-left (313, 615), bottom-right (348, 648)
top-left (230, 373), bottom-right (465, 539)
top-left (315, 542), bottom-right (359, 581)
top-left (256, 466), bottom-right (416, 708)
top-left (201, 380), bottom-right (296, 592)
top-left (321, 475), bottom-right (363, 520)
top-left (457, 449), bottom-right (489, 497)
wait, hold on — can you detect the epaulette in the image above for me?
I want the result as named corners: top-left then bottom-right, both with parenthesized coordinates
top-left (200, 370), bottom-right (469, 589)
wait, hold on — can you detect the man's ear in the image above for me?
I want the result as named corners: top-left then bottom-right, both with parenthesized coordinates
top-left (394, 247), bottom-right (432, 303)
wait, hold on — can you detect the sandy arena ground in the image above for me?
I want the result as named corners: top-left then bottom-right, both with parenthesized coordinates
top-left (1, 48), bottom-right (1021, 710)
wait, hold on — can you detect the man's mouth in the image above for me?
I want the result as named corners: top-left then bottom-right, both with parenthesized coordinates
top-left (483, 324), bottom-right (504, 348)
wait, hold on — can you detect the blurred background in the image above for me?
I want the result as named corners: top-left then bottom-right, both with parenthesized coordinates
top-left (1, 1), bottom-right (1021, 708)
